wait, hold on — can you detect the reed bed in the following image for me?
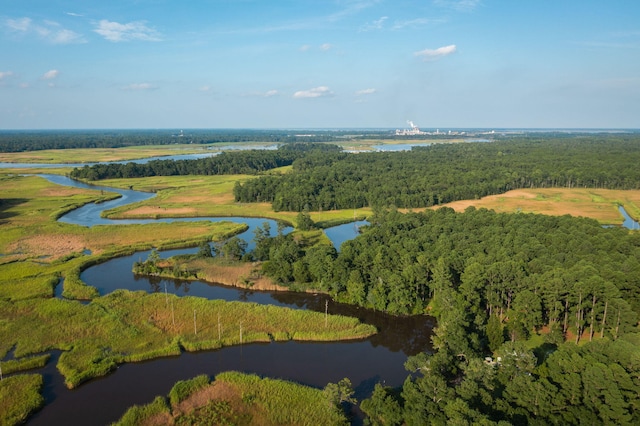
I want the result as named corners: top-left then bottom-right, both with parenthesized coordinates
top-left (0, 374), bottom-right (44, 426)
top-left (0, 291), bottom-right (375, 388)
top-left (113, 372), bottom-right (348, 426)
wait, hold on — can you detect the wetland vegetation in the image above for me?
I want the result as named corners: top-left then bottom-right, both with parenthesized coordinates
top-left (1, 131), bottom-right (640, 425)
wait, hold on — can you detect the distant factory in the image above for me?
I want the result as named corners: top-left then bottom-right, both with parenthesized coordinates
top-left (395, 121), bottom-right (426, 136)
top-left (395, 121), bottom-right (468, 136)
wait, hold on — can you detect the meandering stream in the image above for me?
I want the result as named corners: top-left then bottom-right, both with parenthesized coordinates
top-left (10, 170), bottom-right (639, 425)
top-left (23, 174), bottom-right (433, 425)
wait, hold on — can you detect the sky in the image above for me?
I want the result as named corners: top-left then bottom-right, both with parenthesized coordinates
top-left (1, 0), bottom-right (639, 130)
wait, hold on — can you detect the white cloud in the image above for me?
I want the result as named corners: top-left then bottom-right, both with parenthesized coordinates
top-left (320, 43), bottom-right (332, 51)
top-left (65, 12), bottom-right (84, 18)
top-left (123, 83), bottom-right (156, 91)
top-left (243, 89), bottom-right (280, 98)
top-left (433, 0), bottom-right (481, 12)
top-left (5, 17), bottom-right (32, 32)
top-left (414, 44), bottom-right (457, 60)
top-left (94, 20), bottom-right (161, 42)
top-left (51, 28), bottom-right (85, 44)
top-left (199, 85), bottom-right (212, 92)
top-left (293, 86), bottom-right (333, 99)
top-left (299, 44), bottom-right (311, 52)
top-left (356, 88), bottom-right (377, 95)
top-left (393, 18), bottom-right (442, 30)
top-left (41, 70), bottom-right (60, 80)
top-left (4, 17), bottom-right (85, 44)
top-left (360, 16), bottom-right (388, 32)
top-left (0, 71), bottom-right (14, 80)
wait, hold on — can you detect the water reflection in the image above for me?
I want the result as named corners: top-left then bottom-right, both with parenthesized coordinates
top-left (619, 205), bottom-right (640, 230)
top-left (21, 172), bottom-right (433, 426)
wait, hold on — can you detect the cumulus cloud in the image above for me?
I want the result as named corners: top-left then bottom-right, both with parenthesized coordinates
top-left (0, 71), bottom-right (14, 80)
top-left (4, 17), bottom-right (85, 44)
top-left (320, 43), bottom-right (332, 51)
top-left (94, 20), bottom-right (161, 42)
top-left (293, 86), bottom-right (333, 99)
top-left (299, 44), bottom-right (311, 52)
top-left (414, 44), bottom-right (457, 60)
top-left (41, 70), bottom-right (60, 80)
top-left (123, 83), bottom-right (156, 91)
top-left (356, 88), bottom-right (377, 95)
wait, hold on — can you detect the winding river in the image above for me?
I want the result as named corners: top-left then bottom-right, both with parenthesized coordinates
top-left (21, 174), bottom-right (434, 425)
top-left (10, 165), bottom-right (639, 424)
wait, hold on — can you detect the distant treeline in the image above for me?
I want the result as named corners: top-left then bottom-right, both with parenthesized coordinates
top-left (69, 143), bottom-right (342, 180)
top-left (0, 128), bottom-right (451, 152)
top-left (0, 129), bottom-right (371, 152)
top-left (5, 128), bottom-right (632, 152)
top-left (235, 136), bottom-right (640, 211)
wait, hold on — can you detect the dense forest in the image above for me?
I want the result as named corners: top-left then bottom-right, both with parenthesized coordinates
top-left (13, 132), bottom-right (640, 424)
top-left (234, 137), bottom-right (640, 211)
top-left (0, 128), bottom-right (464, 152)
top-left (0, 129), bottom-right (365, 151)
top-left (69, 143), bottom-right (341, 180)
top-left (247, 207), bottom-right (640, 424)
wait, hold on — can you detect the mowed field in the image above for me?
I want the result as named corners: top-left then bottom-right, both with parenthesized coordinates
top-left (439, 187), bottom-right (640, 225)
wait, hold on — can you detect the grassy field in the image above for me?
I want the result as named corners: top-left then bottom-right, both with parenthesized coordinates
top-left (0, 291), bottom-right (375, 389)
top-left (0, 144), bottom-right (215, 164)
top-left (0, 172), bottom-right (376, 423)
top-left (438, 187), bottom-right (640, 225)
top-left (96, 174), bottom-right (640, 227)
top-left (114, 372), bottom-right (349, 426)
top-left (95, 175), bottom-right (371, 227)
top-left (0, 374), bottom-right (44, 426)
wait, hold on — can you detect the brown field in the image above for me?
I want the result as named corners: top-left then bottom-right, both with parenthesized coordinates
top-left (438, 188), bottom-right (640, 225)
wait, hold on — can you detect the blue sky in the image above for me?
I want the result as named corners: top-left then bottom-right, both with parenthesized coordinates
top-left (1, 0), bottom-right (639, 129)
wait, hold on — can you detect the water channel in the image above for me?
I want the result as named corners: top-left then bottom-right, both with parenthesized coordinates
top-left (20, 174), bottom-right (434, 425)
top-left (9, 163), bottom-right (638, 424)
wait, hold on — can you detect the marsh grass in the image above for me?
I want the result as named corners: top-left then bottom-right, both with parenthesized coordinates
top-left (0, 144), bottom-right (212, 164)
top-left (0, 291), bottom-right (375, 388)
top-left (0, 374), bottom-right (44, 426)
top-left (113, 371), bottom-right (348, 426)
top-left (0, 354), bottom-right (50, 375)
top-left (92, 174), bottom-right (372, 226)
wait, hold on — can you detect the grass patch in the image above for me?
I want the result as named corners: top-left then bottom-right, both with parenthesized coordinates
top-left (439, 187), bottom-right (640, 225)
top-left (0, 354), bottom-right (50, 375)
top-left (113, 372), bottom-right (349, 426)
top-left (84, 174), bottom-right (371, 227)
top-left (0, 144), bottom-right (214, 164)
top-left (0, 291), bottom-right (375, 388)
top-left (0, 374), bottom-right (44, 426)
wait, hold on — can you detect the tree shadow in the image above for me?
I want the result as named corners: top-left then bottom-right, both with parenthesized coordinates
top-left (0, 198), bottom-right (28, 224)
